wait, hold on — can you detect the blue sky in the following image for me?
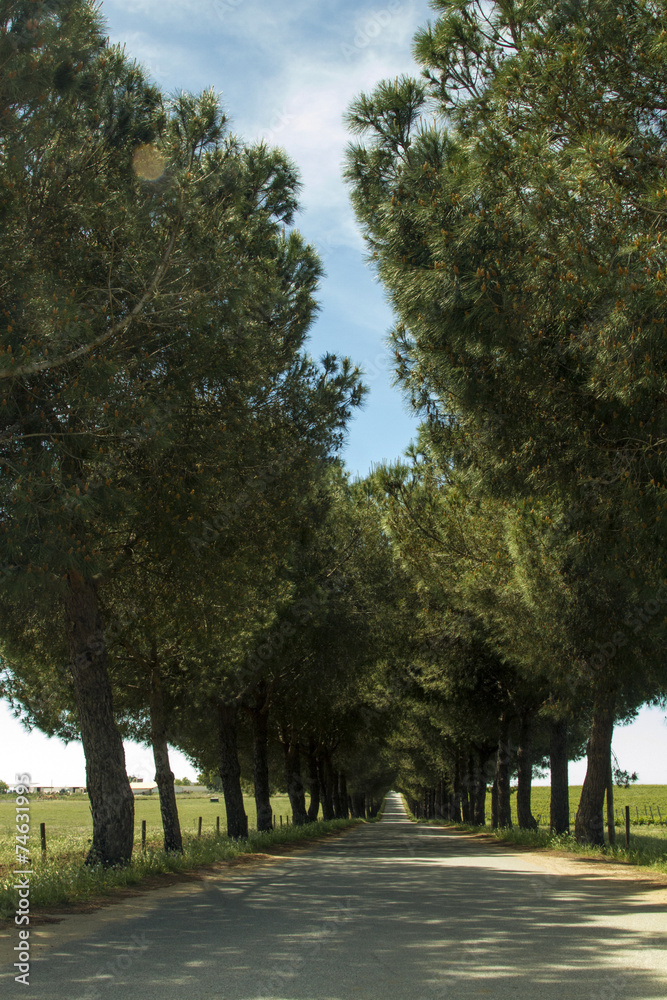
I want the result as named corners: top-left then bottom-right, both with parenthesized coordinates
top-left (102, 0), bottom-right (436, 478)
top-left (1, 0), bottom-right (665, 786)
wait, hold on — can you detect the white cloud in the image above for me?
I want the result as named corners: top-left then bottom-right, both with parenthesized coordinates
top-left (100, 0), bottom-right (432, 252)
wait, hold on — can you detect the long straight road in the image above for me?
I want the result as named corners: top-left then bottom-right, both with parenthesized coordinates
top-left (2, 792), bottom-right (666, 998)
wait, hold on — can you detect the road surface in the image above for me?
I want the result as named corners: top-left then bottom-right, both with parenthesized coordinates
top-left (1, 792), bottom-right (666, 998)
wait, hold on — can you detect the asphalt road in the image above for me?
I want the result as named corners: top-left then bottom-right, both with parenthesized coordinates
top-left (2, 792), bottom-right (667, 999)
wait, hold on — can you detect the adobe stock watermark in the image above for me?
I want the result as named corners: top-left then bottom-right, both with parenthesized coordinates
top-left (254, 898), bottom-right (354, 997)
top-left (212, 0), bottom-right (244, 20)
top-left (76, 931), bottom-right (151, 1000)
top-left (259, 107), bottom-right (296, 145)
top-left (342, 1), bottom-right (404, 62)
top-left (13, 772), bottom-right (32, 987)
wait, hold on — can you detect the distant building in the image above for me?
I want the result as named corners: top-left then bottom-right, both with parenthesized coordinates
top-left (6, 785), bottom-right (87, 794)
top-left (130, 781), bottom-right (158, 796)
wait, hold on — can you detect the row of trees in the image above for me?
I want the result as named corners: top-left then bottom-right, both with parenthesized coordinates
top-left (0, 0), bottom-right (397, 863)
top-left (344, 0), bottom-right (667, 843)
top-left (3, 0), bottom-right (665, 867)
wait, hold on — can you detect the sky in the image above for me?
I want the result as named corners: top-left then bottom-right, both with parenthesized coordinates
top-left (1, 0), bottom-right (666, 788)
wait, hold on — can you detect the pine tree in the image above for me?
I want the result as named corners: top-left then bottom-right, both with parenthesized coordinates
top-left (0, 1), bottom-right (362, 862)
top-left (345, 0), bottom-right (667, 844)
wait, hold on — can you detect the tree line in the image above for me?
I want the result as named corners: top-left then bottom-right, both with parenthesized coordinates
top-left (2, 0), bottom-right (666, 866)
top-left (0, 0), bottom-right (395, 864)
top-left (344, 0), bottom-right (667, 844)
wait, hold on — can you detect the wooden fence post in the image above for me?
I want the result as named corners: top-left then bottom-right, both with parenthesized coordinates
top-left (40, 822), bottom-right (46, 855)
top-left (198, 816), bottom-right (203, 838)
top-left (216, 816), bottom-right (220, 835)
top-left (625, 806), bottom-right (630, 849)
top-left (141, 819), bottom-right (147, 852)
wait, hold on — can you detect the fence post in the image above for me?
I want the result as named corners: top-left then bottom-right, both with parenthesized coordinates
top-left (625, 806), bottom-right (630, 849)
top-left (649, 805), bottom-right (655, 823)
top-left (198, 816), bottom-right (203, 838)
top-left (216, 816), bottom-right (220, 835)
top-left (40, 822), bottom-right (46, 855)
top-left (280, 815), bottom-right (283, 827)
top-left (141, 819), bottom-right (147, 852)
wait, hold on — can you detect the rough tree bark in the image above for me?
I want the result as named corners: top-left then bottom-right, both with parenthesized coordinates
top-left (149, 652), bottom-right (182, 852)
top-left (473, 750), bottom-right (490, 825)
top-left (516, 710), bottom-right (537, 830)
top-left (451, 757), bottom-right (462, 822)
top-left (306, 736), bottom-right (320, 822)
top-left (249, 690), bottom-right (273, 832)
top-left (217, 701), bottom-right (248, 839)
top-left (331, 768), bottom-right (344, 818)
top-left (318, 753), bottom-right (334, 820)
top-left (496, 712), bottom-right (513, 828)
top-left (461, 754), bottom-right (472, 822)
top-left (549, 717), bottom-right (569, 834)
top-left (64, 572), bottom-right (134, 866)
top-left (491, 777), bottom-right (499, 829)
top-left (338, 772), bottom-right (349, 819)
top-left (574, 690), bottom-right (615, 845)
top-left (435, 779), bottom-right (444, 819)
top-left (283, 731), bottom-right (307, 825)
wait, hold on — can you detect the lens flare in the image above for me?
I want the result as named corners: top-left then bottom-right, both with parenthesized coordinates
top-left (132, 144), bottom-right (166, 181)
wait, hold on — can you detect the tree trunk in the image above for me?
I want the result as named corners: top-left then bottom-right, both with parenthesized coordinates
top-left (491, 777), bottom-right (499, 828)
top-left (516, 710), bottom-right (537, 830)
top-left (435, 779), bottom-right (443, 819)
top-left (331, 768), bottom-right (343, 818)
top-left (574, 690), bottom-right (615, 845)
top-left (606, 751), bottom-right (616, 846)
top-left (306, 737), bottom-right (320, 822)
top-left (318, 753), bottom-right (334, 820)
top-left (452, 758), bottom-right (462, 822)
top-left (149, 655), bottom-right (182, 852)
top-left (64, 572), bottom-right (134, 866)
top-left (461, 753), bottom-right (472, 822)
top-left (442, 776), bottom-right (451, 821)
top-left (283, 733), bottom-right (307, 826)
top-left (549, 717), bottom-right (569, 834)
top-left (338, 772), bottom-right (349, 819)
top-left (217, 701), bottom-right (248, 839)
top-left (496, 712), bottom-right (513, 828)
top-left (473, 750), bottom-right (488, 825)
top-left (250, 699), bottom-right (273, 832)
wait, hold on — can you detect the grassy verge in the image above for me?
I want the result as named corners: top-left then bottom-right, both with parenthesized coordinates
top-left (0, 792), bottom-right (295, 844)
top-left (402, 796), bottom-right (667, 876)
top-left (0, 818), bottom-right (358, 922)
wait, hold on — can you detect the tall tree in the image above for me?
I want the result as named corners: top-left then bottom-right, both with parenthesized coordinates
top-left (0, 0), bottom-right (361, 862)
top-left (345, 0), bottom-right (667, 843)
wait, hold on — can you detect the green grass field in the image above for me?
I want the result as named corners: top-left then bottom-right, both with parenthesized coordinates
top-left (506, 784), bottom-right (667, 828)
top-left (0, 791), bottom-right (295, 871)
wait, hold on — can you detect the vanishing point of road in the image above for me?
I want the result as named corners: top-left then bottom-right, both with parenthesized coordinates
top-left (1, 792), bottom-right (666, 998)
